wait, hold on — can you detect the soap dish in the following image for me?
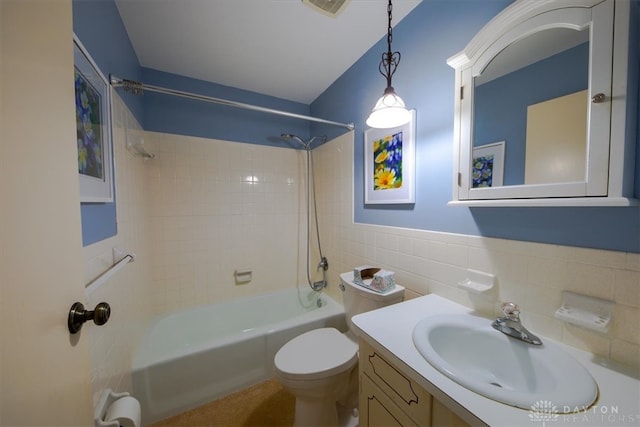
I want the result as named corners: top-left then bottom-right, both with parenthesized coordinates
top-left (554, 291), bottom-right (614, 333)
top-left (458, 269), bottom-right (495, 294)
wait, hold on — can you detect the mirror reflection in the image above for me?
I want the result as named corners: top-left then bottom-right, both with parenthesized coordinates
top-left (471, 28), bottom-right (590, 188)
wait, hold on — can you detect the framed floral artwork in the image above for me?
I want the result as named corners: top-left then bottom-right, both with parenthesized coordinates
top-left (364, 110), bottom-right (416, 204)
top-left (74, 35), bottom-right (113, 202)
top-left (471, 141), bottom-right (505, 188)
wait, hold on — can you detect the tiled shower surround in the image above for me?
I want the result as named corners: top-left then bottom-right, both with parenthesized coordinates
top-left (84, 98), bottom-right (638, 404)
top-left (144, 130), bottom-right (311, 313)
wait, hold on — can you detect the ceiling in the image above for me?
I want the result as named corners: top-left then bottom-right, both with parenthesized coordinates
top-left (115, 0), bottom-right (422, 105)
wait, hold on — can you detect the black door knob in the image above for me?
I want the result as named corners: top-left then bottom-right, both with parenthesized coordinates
top-left (68, 301), bottom-right (111, 334)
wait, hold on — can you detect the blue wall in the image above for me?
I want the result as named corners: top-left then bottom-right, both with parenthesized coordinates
top-left (74, 0), bottom-right (639, 253)
top-left (311, 0), bottom-right (639, 253)
top-left (141, 68), bottom-right (311, 146)
top-left (73, 1), bottom-right (143, 121)
top-left (73, 0), bottom-right (143, 246)
top-left (73, 0), bottom-right (313, 245)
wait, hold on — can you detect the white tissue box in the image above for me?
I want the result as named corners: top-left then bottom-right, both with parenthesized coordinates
top-left (372, 270), bottom-right (395, 292)
top-left (353, 266), bottom-right (395, 293)
top-left (353, 265), bottom-right (380, 285)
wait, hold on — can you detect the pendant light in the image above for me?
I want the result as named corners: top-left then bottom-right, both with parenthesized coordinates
top-left (366, 0), bottom-right (411, 129)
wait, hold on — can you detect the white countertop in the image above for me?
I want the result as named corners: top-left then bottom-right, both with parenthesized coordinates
top-left (352, 294), bottom-right (640, 426)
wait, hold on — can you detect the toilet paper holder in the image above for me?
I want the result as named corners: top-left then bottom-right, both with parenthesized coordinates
top-left (94, 389), bottom-right (130, 427)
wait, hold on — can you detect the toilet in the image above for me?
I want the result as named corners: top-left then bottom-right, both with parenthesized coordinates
top-left (274, 271), bottom-right (405, 427)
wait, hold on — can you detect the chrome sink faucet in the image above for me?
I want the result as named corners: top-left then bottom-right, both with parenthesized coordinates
top-left (492, 302), bottom-right (542, 345)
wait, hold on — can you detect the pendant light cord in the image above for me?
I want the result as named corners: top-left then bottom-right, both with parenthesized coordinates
top-left (379, 0), bottom-right (400, 90)
top-left (366, 0), bottom-right (411, 129)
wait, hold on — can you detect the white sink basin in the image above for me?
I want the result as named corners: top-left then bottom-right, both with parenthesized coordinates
top-left (412, 314), bottom-right (598, 411)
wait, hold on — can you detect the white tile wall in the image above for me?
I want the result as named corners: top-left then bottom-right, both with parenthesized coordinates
top-left (315, 132), bottom-right (640, 373)
top-left (82, 120), bottom-right (638, 407)
top-left (82, 92), bottom-right (155, 404)
top-left (144, 131), bottom-right (313, 314)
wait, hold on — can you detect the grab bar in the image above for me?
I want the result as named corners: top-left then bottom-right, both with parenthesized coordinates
top-left (85, 252), bottom-right (135, 293)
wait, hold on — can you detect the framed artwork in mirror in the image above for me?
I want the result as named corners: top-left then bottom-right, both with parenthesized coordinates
top-left (74, 35), bottom-right (113, 202)
top-left (472, 141), bottom-right (504, 188)
top-left (364, 110), bottom-right (416, 204)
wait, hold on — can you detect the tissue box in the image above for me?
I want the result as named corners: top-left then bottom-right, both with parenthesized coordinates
top-left (353, 266), bottom-right (380, 284)
top-left (353, 266), bottom-right (395, 293)
top-left (372, 270), bottom-right (396, 292)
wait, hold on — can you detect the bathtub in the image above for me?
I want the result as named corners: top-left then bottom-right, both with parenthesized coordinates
top-left (132, 288), bottom-right (347, 425)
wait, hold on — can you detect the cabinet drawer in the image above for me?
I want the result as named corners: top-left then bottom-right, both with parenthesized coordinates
top-left (360, 339), bottom-right (431, 425)
top-left (361, 373), bottom-right (419, 427)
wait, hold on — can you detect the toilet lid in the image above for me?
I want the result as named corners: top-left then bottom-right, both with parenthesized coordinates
top-left (274, 328), bottom-right (358, 381)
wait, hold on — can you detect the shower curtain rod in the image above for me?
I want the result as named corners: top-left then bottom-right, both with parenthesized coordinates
top-left (110, 75), bottom-right (355, 131)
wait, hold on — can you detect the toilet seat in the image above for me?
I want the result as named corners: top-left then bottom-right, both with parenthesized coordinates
top-left (274, 328), bottom-right (358, 381)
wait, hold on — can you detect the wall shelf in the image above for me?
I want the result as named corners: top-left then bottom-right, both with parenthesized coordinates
top-left (554, 291), bottom-right (614, 333)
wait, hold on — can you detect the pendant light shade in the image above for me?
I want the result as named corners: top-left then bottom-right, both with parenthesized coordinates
top-left (366, 87), bottom-right (411, 128)
top-left (366, 0), bottom-right (411, 129)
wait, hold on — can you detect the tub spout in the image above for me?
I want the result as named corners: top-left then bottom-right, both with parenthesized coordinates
top-left (312, 280), bottom-right (327, 291)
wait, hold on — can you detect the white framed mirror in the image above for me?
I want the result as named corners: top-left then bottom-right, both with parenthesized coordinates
top-left (447, 0), bottom-right (637, 206)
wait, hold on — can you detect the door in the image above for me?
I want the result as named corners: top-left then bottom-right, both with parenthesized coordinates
top-left (1, 0), bottom-right (94, 425)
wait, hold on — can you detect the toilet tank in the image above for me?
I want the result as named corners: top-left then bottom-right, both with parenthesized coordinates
top-left (339, 271), bottom-right (405, 333)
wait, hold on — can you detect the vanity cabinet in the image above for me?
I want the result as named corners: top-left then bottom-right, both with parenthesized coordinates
top-left (360, 375), bottom-right (419, 427)
top-left (359, 339), bottom-right (469, 427)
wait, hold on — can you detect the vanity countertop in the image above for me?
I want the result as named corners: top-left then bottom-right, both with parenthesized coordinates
top-left (352, 294), bottom-right (640, 426)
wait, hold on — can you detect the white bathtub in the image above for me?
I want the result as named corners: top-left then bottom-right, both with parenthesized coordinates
top-left (132, 288), bottom-right (347, 425)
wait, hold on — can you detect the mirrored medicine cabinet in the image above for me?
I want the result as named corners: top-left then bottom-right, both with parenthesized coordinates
top-left (447, 0), bottom-right (638, 206)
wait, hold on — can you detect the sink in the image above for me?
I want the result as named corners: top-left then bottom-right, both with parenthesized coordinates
top-left (412, 314), bottom-right (598, 411)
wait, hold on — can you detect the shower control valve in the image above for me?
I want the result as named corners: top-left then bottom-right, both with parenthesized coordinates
top-left (317, 257), bottom-right (329, 272)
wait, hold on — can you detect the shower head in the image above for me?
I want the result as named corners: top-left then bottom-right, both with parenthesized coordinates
top-left (281, 133), bottom-right (328, 150)
top-left (281, 133), bottom-right (310, 149)
top-left (309, 135), bottom-right (328, 145)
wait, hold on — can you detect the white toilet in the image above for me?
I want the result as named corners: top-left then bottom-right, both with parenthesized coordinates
top-left (274, 271), bottom-right (405, 427)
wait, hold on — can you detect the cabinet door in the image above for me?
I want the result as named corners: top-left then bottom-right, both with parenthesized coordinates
top-left (361, 374), bottom-right (419, 427)
top-left (447, 0), bottom-right (639, 206)
top-left (360, 340), bottom-right (432, 425)
top-left (431, 398), bottom-right (469, 427)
